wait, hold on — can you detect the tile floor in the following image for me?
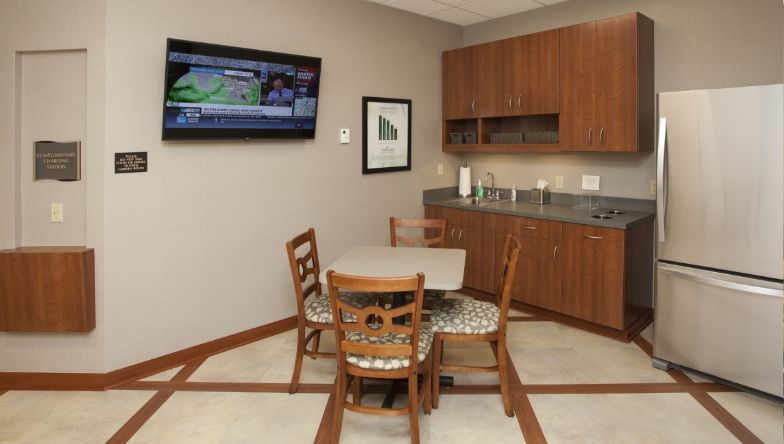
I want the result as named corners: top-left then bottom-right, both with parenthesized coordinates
top-left (1, 293), bottom-right (781, 443)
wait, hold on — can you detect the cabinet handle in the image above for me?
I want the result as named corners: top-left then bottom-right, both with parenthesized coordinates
top-left (517, 94), bottom-right (522, 109)
top-left (458, 228), bottom-right (463, 241)
top-left (599, 127), bottom-right (604, 143)
top-left (450, 227), bottom-right (455, 239)
top-left (553, 245), bottom-right (558, 262)
top-left (584, 235), bottom-right (604, 240)
top-left (508, 95), bottom-right (513, 111)
top-left (471, 100), bottom-right (476, 113)
top-left (523, 226), bottom-right (537, 230)
top-left (587, 127), bottom-right (592, 146)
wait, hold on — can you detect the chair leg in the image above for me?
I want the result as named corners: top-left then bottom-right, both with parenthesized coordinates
top-left (422, 351), bottom-right (432, 414)
top-left (408, 372), bottom-right (420, 444)
top-left (496, 339), bottom-right (513, 417)
top-left (289, 324), bottom-right (306, 394)
top-left (431, 333), bottom-right (442, 409)
top-left (331, 372), bottom-right (347, 444)
top-left (351, 375), bottom-right (363, 405)
top-left (311, 330), bottom-right (322, 355)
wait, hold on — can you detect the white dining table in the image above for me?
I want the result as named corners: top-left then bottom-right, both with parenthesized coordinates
top-left (318, 246), bottom-right (466, 290)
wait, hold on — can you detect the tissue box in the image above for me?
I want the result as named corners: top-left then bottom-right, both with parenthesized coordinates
top-left (529, 188), bottom-right (551, 205)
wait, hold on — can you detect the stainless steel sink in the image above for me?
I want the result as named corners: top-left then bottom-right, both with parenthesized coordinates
top-left (447, 197), bottom-right (510, 207)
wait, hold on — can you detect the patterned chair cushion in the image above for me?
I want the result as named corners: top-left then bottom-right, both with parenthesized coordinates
top-left (377, 289), bottom-right (445, 306)
top-left (303, 292), bottom-right (377, 324)
top-left (343, 327), bottom-right (433, 370)
top-left (431, 299), bottom-right (500, 334)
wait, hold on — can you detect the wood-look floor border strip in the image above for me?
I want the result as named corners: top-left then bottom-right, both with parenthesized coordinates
top-left (116, 380), bottom-right (334, 393)
top-left (314, 391), bottom-right (336, 444)
top-left (507, 355), bottom-right (548, 443)
top-left (105, 358), bottom-right (208, 443)
top-left (519, 382), bottom-right (736, 395)
top-left (631, 331), bottom-right (763, 442)
top-left (691, 392), bottom-right (764, 444)
top-left (105, 390), bottom-right (174, 444)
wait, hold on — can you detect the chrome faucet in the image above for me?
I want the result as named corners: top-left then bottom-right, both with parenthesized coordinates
top-left (484, 172), bottom-right (495, 198)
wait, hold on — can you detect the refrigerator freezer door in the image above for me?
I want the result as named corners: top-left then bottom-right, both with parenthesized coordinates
top-left (657, 84), bottom-right (783, 279)
top-left (653, 262), bottom-right (784, 397)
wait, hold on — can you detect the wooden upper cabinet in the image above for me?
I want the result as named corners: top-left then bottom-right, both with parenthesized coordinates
top-left (443, 46), bottom-right (480, 120)
top-left (560, 13), bottom-right (654, 152)
top-left (508, 29), bottom-right (560, 116)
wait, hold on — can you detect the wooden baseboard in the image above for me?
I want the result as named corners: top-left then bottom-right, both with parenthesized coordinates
top-left (458, 288), bottom-right (653, 342)
top-left (0, 316), bottom-right (297, 391)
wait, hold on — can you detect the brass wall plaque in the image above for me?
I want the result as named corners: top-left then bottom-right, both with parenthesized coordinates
top-left (34, 141), bottom-right (81, 181)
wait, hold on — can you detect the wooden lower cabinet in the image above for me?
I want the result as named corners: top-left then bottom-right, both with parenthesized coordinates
top-left (496, 233), bottom-right (562, 312)
top-left (561, 223), bottom-right (625, 329)
top-left (426, 205), bottom-right (653, 333)
top-left (425, 205), bottom-right (495, 294)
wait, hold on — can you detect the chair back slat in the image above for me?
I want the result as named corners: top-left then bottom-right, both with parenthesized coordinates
top-left (326, 271), bottom-right (425, 371)
top-left (389, 217), bottom-right (447, 248)
top-left (286, 228), bottom-right (321, 305)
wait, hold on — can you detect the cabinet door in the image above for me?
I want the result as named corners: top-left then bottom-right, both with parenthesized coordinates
top-left (496, 233), bottom-right (561, 312)
top-left (559, 21), bottom-right (596, 151)
top-left (462, 225), bottom-right (495, 293)
top-left (443, 46), bottom-right (479, 120)
top-left (511, 30), bottom-right (560, 115)
top-left (561, 224), bottom-right (625, 329)
top-left (595, 14), bottom-right (638, 151)
top-left (477, 40), bottom-right (506, 117)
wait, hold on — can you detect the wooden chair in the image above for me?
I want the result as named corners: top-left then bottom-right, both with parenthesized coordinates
top-left (389, 217), bottom-right (447, 248)
top-left (389, 217), bottom-right (448, 308)
top-left (326, 270), bottom-right (433, 444)
top-left (430, 233), bottom-right (521, 417)
top-left (286, 228), bottom-right (377, 394)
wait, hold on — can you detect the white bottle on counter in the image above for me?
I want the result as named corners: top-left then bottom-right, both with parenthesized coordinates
top-left (511, 184), bottom-right (517, 201)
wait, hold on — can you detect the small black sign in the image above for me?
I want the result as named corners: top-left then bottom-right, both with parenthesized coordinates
top-left (35, 141), bottom-right (81, 181)
top-left (114, 152), bottom-right (148, 174)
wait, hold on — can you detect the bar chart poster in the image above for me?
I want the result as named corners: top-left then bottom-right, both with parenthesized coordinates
top-left (362, 97), bottom-right (411, 174)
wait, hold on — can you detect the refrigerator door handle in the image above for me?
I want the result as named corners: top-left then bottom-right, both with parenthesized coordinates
top-left (656, 117), bottom-right (668, 242)
top-left (658, 263), bottom-right (784, 298)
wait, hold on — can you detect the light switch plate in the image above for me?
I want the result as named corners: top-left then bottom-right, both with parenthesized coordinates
top-left (437, 163), bottom-right (444, 176)
top-left (555, 176), bottom-right (564, 189)
top-left (581, 175), bottom-right (600, 191)
top-left (339, 128), bottom-right (350, 144)
top-left (51, 203), bottom-right (63, 223)
top-left (650, 179), bottom-right (657, 195)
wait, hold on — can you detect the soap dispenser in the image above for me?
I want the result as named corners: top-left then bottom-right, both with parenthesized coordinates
top-left (476, 179), bottom-right (484, 199)
top-left (511, 184), bottom-right (517, 201)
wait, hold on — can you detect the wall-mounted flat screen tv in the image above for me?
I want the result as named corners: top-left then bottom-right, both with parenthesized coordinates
top-left (162, 38), bottom-right (321, 140)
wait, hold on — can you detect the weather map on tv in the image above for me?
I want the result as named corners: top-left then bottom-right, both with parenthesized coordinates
top-left (162, 39), bottom-right (322, 140)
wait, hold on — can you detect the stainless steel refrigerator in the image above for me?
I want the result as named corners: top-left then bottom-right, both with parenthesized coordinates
top-left (652, 84), bottom-right (784, 399)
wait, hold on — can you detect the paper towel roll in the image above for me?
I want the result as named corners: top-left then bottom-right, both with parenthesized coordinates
top-left (458, 166), bottom-right (472, 196)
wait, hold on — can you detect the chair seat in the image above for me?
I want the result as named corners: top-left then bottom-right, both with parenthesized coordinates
top-left (304, 292), bottom-right (376, 324)
top-left (431, 299), bottom-right (499, 334)
top-left (344, 327), bottom-right (433, 370)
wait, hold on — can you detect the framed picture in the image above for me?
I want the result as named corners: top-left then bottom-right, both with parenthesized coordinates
top-left (362, 96), bottom-right (412, 174)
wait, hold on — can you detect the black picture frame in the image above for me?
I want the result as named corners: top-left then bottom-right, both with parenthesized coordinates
top-left (362, 96), bottom-right (412, 174)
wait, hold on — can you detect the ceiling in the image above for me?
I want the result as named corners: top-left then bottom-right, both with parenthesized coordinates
top-left (364, 0), bottom-right (571, 26)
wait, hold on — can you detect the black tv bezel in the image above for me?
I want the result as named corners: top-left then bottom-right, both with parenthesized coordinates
top-left (161, 38), bottom-right (322, 141)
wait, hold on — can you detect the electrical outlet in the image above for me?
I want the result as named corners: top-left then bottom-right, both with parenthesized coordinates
top-left (555, 175), bottom-right (564, 189)
top-left (51, 203), bottom-right (63, 223)
top-left (339, 128), bottom-right (350, 144)
top-left (437, 163), bottom-right (444, 176)
top-left (650, 179), bottom-right (657, 195)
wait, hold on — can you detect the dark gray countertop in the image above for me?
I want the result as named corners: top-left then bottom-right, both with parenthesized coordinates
top-left (423, 187), bottom-right (655, 230)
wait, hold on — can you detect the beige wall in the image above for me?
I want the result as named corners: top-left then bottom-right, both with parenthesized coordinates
top-left (1, 0), bottom-right (461, 373)
top-left (460, 0), bottom-right (783, 199)
top-left (0, 0), bottom-right (107, 371)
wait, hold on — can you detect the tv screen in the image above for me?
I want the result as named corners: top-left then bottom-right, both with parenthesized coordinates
top-left (162, 38), bottom-right (321, 140)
